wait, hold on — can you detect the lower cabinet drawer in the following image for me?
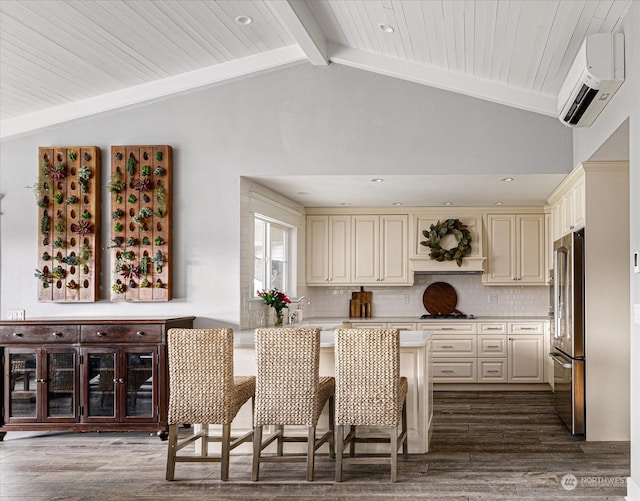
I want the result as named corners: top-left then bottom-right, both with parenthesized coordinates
top-left (477, 358), bottom-right (507, 382)
top-left (80, 324), bottom-right (162, 343)
top-left (0, 325), bottom-right (78, 344)
top-left (432, 335), bottom-right (476, 357)
top-left (433, 359), bottom-right (477, 382)
top-left (477, 335), bottom-right (507, 357)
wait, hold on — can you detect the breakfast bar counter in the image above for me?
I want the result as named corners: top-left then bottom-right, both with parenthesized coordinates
top-left (225, 329), bottom-right (433, 454)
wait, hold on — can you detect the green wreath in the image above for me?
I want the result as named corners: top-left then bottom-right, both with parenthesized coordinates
top-left (420, 219), bottom-right (472, 267)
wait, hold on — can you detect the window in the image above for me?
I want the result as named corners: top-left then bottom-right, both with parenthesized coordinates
top-left (254, 215), bottom-right (292, 295)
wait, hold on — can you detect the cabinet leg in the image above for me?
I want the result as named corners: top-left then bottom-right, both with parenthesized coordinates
top-left (157, 429), bottom-right (169, 441)
top-left (0, 432), bottom-right (6, 442)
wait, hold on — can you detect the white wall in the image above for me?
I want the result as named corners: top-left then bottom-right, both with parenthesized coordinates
top-left (0, 63), bottom-right (572, 327)
top-left (571, 3), bottom-right (639, 497)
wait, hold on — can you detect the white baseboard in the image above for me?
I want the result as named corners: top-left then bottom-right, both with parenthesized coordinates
top-left (628, 475), bottom-right (640, 501)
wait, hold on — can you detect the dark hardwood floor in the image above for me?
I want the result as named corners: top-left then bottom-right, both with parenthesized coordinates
top-left (0, 391), bottom-right (630, 500)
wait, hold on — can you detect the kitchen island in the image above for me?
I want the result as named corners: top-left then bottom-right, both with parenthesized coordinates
top-left (215, 329), bottom-right (433, 454)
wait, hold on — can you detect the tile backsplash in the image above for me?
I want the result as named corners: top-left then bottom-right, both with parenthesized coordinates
top-left (298, 274), bottom-right (549, 319)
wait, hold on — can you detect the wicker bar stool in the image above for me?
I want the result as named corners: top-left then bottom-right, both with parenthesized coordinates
top-left (252, 327), bottom-right (335, 481)
top-left (166, 328), bottom-right (255, 481)
top-left (334, 328), bottom-right (408, 482)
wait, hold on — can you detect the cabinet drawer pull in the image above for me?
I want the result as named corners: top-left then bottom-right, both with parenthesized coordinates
top-left (441, 345), bottom-right (454, 349)
top-left (487, 344), bottom-right (500, 348)
top-left (486, 327), bottom-right (501, 330)
top-left (519, 327), bottom-right (536, 330)
top-left (12, 332), bottom-right (23, 337)
top-left (136, 331), bottom-right (145, 337)
top-left (487, 370), bottom-right (500, 373)
top-left (96, 331), bottom-right (107, 337)
top-left (35, 378), bottom-right (48, 384)
top-left (440, 327), bottom-right (454, 331)
top-left (441, 370), bottom-right (454, 373)
top-left (52, 332), bottom-right (62, 337)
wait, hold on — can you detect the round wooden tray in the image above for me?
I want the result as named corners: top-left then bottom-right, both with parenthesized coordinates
top-left (422, 282), bottom-right (462, 315)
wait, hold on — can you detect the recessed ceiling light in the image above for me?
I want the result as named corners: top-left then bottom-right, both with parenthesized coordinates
top-left (494, 201), bottom-right (504, 205)
top-left (501, 177), bottom-right (514, 182)
top-left (443, 202), bottom-right (453, 206)
top-left (371, 178), bottom-right (384, 183)
top-left (392, 202), bottom-right (403, 206)
top-left (378, 23), bottom-right (394, 33)
top-left (234, 15), bottom-right (253, 26)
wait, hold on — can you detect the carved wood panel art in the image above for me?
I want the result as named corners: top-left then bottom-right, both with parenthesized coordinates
top-left (36, 147), bottom-right (101, 302)
top-left (109, 146), bottom-right (172, 302)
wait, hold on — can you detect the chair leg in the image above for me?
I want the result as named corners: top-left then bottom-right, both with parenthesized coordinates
top-left (328, 395), bottom-right (335, 458)
top-left (349, 425), bottom-right (356, 457)
top-left (277, 424), bottom-right (284, 456)
top-left (402, 400), bottom-right (408, 458)
top-left (221, 423), bottom-right (231, 481)
top-left (335, 425), bottom-right (344, 482)
top-left (307, 426), bottom-right (316, 481)
top-left (391, 425), bottom-right (398, 483)
top-left (165, 424), bottom-right (179, 481)
top-left (199, 423), bottom-right (208, 456)
top-left (252, 425), bottom-right (262, 481)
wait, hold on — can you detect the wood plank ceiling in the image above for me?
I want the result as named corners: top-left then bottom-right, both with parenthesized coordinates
top-left (0, 0), bottom-right (633, 138)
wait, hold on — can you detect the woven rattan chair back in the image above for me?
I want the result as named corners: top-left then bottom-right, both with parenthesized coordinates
top-left (166, 328), bottom-right (255, 481)
top-left (333, 328), bottom-right (408, 482)
top-left (334, 328), bottom-right (402, 426)
top-left (168, 328), bottom-right (236, 425)
top-left (254, 327), bottom-right (322, 426)
top-left (252, 327), bottom-right (335, 481)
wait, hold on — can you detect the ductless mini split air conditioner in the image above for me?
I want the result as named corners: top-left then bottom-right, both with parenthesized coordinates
top-left (558, 33), bottom-right (625, 128)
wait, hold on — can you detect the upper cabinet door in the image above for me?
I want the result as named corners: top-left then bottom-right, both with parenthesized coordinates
top-left (485, 215), bottom-right (516, 284)
top-left (328, 215), bottom-right (352, 284)
top-left (305, 215), bottom-right (351, 285)
top-left (351, 215), bottom-right (380, 284)
top-left (485, 214), bottom-right (545, 285)
top-left (380, 215), bottom-right (409, 284)
top-left (305, 215), bottom-right (329, 284)
top-left (517, 215), bottom-right (546, 284)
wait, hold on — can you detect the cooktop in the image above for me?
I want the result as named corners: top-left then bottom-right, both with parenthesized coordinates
top-left (420, 313), bottom-right (473, 319)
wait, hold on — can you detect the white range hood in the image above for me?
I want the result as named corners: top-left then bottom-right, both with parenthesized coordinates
top-left (410, 256), bottom-right (486, 274)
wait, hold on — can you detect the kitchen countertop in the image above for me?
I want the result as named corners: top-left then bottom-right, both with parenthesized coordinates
top-left (300, 315), bottom-right (550, 324)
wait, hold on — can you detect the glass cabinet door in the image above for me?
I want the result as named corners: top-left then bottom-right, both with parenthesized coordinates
top-left (8, 350), bottom-right (38, 420)
top-left (82, 348), bottom-right (157, 423)
top-left (85, 350), bottom-right (117, 420)
top-left (124, 351), bottom-right (155, 420)
top-left (45, 350), bottom-right (77, 421)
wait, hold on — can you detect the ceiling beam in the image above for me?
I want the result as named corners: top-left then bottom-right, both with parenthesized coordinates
top-left (268, 0), bottom-right (329, 66)
top-left (0, 45), bottom-right (307, 139)
top-left (328, 43), bottom-right (557, 117)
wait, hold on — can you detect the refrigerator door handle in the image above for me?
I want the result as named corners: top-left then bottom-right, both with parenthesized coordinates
top-left (553, 246), bottom-right (568, 341)
top-left (549, 352), bottom-right (572, 369)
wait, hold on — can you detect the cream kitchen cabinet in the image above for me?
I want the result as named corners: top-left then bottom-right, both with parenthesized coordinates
top-left (485, 214), bottom-right (546, 285)
top-left (305, 215), bottom-right (351, 285)
top-left (507, 334), bottom-right (544, 383)
top-left (351, 215), bottom-right (410, 285)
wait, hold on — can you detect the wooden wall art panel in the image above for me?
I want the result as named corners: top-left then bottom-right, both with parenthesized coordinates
top-left (109, 145), bottom-right (172, 302)
top-left (35, 147), bottom-right (101, 302)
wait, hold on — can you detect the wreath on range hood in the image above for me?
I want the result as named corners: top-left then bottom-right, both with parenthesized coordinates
top-left (420, 218), bottom-right (472, 267)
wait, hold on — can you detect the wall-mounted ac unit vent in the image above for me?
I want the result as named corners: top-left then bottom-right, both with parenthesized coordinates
top-left (558, 33), bottom-right (624, 128)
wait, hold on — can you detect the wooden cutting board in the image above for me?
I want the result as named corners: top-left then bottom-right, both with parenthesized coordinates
top-left (350, 287), bottom-right (372, 317)
top-left (422, 282), bottom-right (462, 315)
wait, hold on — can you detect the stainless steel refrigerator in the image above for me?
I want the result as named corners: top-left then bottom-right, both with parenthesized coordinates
top-left (549, 229), bottom-right (585, 435)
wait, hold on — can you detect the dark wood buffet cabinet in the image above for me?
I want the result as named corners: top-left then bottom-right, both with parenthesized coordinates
top-left (0, 317), bottom-right (194, 440)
